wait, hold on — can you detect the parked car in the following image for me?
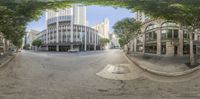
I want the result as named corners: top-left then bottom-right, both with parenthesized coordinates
top-left (68, 49), bottom-right (79, 53)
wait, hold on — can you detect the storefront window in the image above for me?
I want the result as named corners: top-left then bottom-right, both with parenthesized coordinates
top-left (136, 45), bottom-right (143, 52)
top-left (161, 44), bottom-right (166, 54)
top-left (153, 31), bottom-right (157, 40)
top-left (183, 45), bottom-right (189, 54)
top-left (183, 31), bottom-right (189, 39)
top-left (145, 31), bottom-right (157, 41)
top-left (167, 29), bottom-right (173, 39)
top-left (174, 30), bottom-right (179, 38)
top-left (145, 44), bottom-right (157, 54)
top-left (145, 33), bottom-right (149, 41)
top-left (161, 30), bottom-right (167, 39)
top-left (162, 29), bottom-right (179, 40)
top-left (146, 24), bottom-right (157, 31)
top-left (145, 24), bottom-right (157, 41)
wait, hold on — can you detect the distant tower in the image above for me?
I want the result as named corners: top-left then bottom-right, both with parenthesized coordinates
top-left (46, 5), bottom-right (86, 26)
top-left (136, 11), bottom-right (148, 22)
top-left (92, 18), bottom-right (110, 39)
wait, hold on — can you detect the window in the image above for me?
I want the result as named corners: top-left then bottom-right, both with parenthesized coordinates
top-left (161, 30), bottom-right (167, 39)
top-left (184, 31), bottom-right (189, 39)
top-left (153, 31), bottom-right (157, 40)
top-left (146, 24), bottom-right (157, 31)
top-left (167, 29), bottom-right (173, 39)
top-left (162, 22), bottom-right (179, 27)
top-left (174, 30), bottom-right (179, 38)
top-left (162, 29), bottom-right (179, 39)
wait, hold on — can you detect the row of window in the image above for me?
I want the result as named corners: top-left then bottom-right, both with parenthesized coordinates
top-left (146, 22), bottom-right (179, 31)
top-left (145, 29), bottom-right (193, 41)
top-left (48, 27), bottom-right (97, 33)
top-left (135, 43), bottom-right (196, 55)
top-left (161, 29), bottom-right (178, 40)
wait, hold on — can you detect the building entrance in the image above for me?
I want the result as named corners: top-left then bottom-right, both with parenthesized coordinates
top-left (161, 44), bottom-right (166, 55)
top-left (174, 46), bottom-right (178, 55)
top-left (59, 46), bottom-right (70, 52)
top-left (48, 46), bottom-right (56, 51)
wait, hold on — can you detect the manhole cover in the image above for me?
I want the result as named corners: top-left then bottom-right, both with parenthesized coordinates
top-left (107, 64), bottom-right (130, 74)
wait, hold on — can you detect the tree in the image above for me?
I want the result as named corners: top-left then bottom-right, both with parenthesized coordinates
top-left (100, 38), bottom-right (110, 49)
top-left (118, 38), bottom-right (126, 47)
top-left (113, 18), bottom-right (141, 52)
top-left (32, 39), bottom-right (42, 48)
top-left (127, 0), bottom-right (200, 66)
top-left (0, 0), bottom-right (129, 49)
top-left (0, 1), bottom-right (75, 48)
top-left (1, 0), bottom-right (200, 65)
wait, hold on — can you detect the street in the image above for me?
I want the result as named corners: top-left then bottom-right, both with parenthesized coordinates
top-left (0, 49), bottom-right (200, 99)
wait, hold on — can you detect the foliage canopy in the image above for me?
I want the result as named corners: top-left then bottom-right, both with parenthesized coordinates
top-left (113, 18), bottom-right (141, 46)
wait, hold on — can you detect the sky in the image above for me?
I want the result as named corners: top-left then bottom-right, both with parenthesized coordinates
top-left (26, 5), bottom-right (135, 32)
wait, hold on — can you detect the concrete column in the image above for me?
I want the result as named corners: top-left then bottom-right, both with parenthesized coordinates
top-left (89, 29), bottom-right (90, 43)
top-left (142, 34), bottom-right (145, 53)
top-left (46, 29), bottom-right (48, 45)
top-left (75, 26), bottom-right (77, 42)
top-left (65, 26), bottom-right (68, 42)
top-left (84, 26), bottom-right (87, 51)
top-left (178, 29), bottom-right (183, 56)
top-left (56, 45), bottom-right (59, 52)
top-left (61, 26), bottom-right (63, 43)
top-left (92, 31), bottom-right (94, 44)
top-left (80, 27), bottom-right (83, 42)
top-left (130, 40), bottom-right (134, 53)
top-left (3, 38), bottom-right (5, 53)
top-left (46, 45), bottom-right (49, 51)
top-left (134, 38), bottom-right (137, 52)
top-left (49, 29), bottom-right (51, 44)
top-left (56, 12), bottom-right (59, 43)
top-left (157, 28), bottom-right (161, 55)
top-left (70, 44), bottom-right (73, 50)
top-left (70, 8), bottom-right (74, 43)
top-left (94, 33), bottom-right (97, 50)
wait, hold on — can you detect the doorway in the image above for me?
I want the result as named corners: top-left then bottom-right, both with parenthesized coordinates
top-left (174, 46), bottom-right (178, 55)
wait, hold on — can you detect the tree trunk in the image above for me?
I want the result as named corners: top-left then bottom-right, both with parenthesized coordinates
top-left (16, 47), bottom-right (19, 53)
top-left (189, 31), bottom-right (196, 66)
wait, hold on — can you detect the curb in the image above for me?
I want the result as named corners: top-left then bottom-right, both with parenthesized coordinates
top-left (124, 53), bottom-right (200, 77)
top-left (0, 53), bottom-right (18, 68)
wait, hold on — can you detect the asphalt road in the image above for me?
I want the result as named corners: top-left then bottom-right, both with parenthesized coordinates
top-left (0, 49), bottom-right (200, 99)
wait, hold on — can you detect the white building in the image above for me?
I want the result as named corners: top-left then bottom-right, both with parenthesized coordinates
top-left (37, 5), bottom-right (101, 52)
top-left (135, 11), bottom-right (149, 22)
top-left (24, 30), bottom-right (39, 49)
top-left (92, 18), bottom-right (110, 39)
top-left (109, 33), bottom-right (120, 48)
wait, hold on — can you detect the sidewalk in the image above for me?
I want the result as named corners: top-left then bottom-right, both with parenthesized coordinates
top-left (0, 52), bottom-right (15, 68)
top-left (127, 53), bottom-right (200, 76)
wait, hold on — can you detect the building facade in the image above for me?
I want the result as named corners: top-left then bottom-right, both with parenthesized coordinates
top-left (0, 32), bottom-right (14, 53)
top-left (24, 30), bottom-right (39, 50)
top-left (109, 33), bottom-right (120, 48)
top-left (129, 12), bottom-right (200, 56)
top-left (37, 5), bottom-right (101, 52)
top-left (130, 12), bottom-right (200, 56)
top-left (92, 18), bottom-right (110, 39)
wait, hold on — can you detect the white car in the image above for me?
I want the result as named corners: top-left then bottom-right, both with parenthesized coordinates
top-left (68, 49), bottom-right (79, 53)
